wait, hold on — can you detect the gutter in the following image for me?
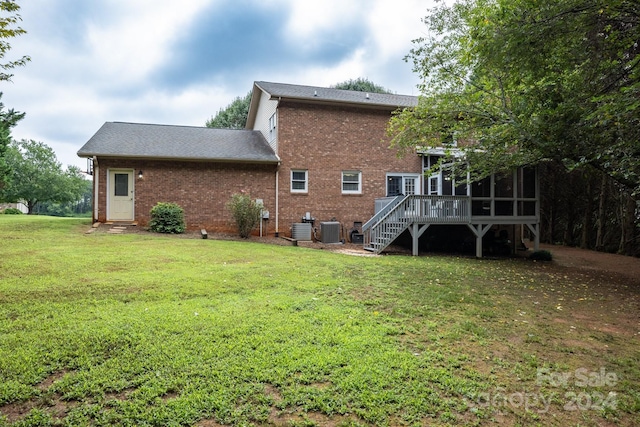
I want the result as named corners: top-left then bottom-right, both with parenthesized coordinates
top-left (75, 154), bottom-right (279, 165)
top-left (267, 95), bottom-right (416, 111)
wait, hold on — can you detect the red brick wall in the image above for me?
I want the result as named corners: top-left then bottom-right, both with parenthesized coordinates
top-left (95, 159), bottom-right (277, 234)
top-left (276, 102), bottom-right (422, 237)
top-left (92, 102), bottom-right (421, 238)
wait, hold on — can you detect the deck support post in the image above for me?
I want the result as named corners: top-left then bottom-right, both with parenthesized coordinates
top-left (525, 223), bottom-right (540, 251)
top-left (409, 223), bottom-right (431, 256)
top-left (467, 223), bottom-right (493, 258)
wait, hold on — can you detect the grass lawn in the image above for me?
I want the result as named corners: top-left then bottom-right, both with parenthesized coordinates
top-left (0, 216), bottom-right (638, 426)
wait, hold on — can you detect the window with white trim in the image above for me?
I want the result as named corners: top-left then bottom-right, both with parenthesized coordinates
top-left (341, 171), bottom-right (362, 194)
top-left (291, 169), bottom-right (308, 193)
top-left (386, 173), bottom-right (421, 196)
top-left (269, 112), bottom-right (277, 141)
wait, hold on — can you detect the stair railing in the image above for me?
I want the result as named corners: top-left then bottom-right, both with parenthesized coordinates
top-left (363, 195), bottom-right (471, 253)
top-left (362, 195), bottom-right (407, 232)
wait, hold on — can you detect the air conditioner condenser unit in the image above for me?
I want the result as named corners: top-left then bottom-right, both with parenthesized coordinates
top-left (320, 221), bottom-right (341, 244)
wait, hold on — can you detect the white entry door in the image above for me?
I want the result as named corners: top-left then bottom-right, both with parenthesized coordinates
top-left (404, 176), bottom-right (420, 216)
top-left (108, 170), bottom-right (134, 221)
top-left (404, 176), bottom-right (418, 195)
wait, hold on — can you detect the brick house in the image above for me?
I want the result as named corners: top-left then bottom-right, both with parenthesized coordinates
top-left (246, 81), bottom-right (422, 239)
top-left (77, 81), bottom-right (540, 257)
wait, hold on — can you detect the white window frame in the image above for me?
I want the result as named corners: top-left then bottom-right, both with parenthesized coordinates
top-left (269, 112), bottom-right (277, 141)
top-left (290, 169), bottom-right (308, 193)
top-left (386, 173), bottom-right (421, 196)
top-left (341, 171), bottom-right (362, 194)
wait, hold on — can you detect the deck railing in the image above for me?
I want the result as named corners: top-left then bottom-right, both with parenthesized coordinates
top-left (362, 194), bottom-right (406, 232)
top-left (364, 195), bottom-right (471, 253)
top-left (407, 195), bottom-right (471, 223)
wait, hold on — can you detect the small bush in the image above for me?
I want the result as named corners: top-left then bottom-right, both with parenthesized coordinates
top-left (227, 192), bottom-right (262, 238)
top-left (529, 249), bottom-right (552, 261)
top-left (2, 208), bottom-right (23, 215)
top-left (149, 202), bottom-right (185, 234)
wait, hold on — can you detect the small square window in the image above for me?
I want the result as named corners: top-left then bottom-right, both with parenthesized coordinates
top-left (342, 171), bottom-right (362, 194)
top-left (291, 170), bottom-right (308, 193)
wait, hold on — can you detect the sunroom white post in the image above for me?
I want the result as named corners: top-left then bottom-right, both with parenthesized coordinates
top-left (513, 170), bottom-right (518, 217)
top-left (526, 223), bottom-right (540, 251)
top-left (490, 173), bottom-right (495, 216)
top-left (468, 223), bottom-right (492, 258)
top-left (467, 165), bottom-right (472, 217)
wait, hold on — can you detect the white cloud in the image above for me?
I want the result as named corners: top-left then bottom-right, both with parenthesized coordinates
top-left (366, 0), bottom-right (429, 59)
top-left (281, 0), bottom-right (365, 43)
top-left (282, 48), bottom-right (368, 88)
top-left (107, 84), bottom-right (240, 127)
top-left (2, 0), bottom-right (435, 171)
top-left (272, 0), bottom-right (430, 93)
top-left (84, 0), bottom-right (213, 82)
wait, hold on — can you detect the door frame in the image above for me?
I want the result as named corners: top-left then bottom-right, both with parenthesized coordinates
top-left (106, 169), bottom-right (135, 221)
top-left (428, 174), bottom-right (441, 195)
top-left (386, 173), bottom-right (422, 196)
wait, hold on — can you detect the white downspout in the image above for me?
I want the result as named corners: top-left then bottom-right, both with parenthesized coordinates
top-left (275, 168), bottom-right (279, 237)
top-left (93, 156), bottom-right (99, 223)
top-left (268, 97), bottom-right (281, 238)
top-left (274, 98), bottom-right (281, 238)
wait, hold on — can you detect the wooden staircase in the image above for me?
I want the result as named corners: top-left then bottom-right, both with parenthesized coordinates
top-left (363, 219), bottom-right (409, 253)
top-left (363, 195), bottom-right (471, 254)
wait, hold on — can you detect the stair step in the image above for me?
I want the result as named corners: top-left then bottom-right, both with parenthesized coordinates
top-left (366, 211), bottom-right (412, 254)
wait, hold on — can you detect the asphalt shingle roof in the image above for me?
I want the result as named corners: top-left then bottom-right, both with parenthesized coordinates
top-left (254, 81), bottom-right (418, 109)
top-left (77, 122), bottom-right (279, 163)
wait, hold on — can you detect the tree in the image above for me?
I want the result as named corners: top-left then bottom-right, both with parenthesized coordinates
top-left (331, 78), bottom-right (392, 94)
top-left (0, 140), bottom-right (87, 214)
top-left (0, 1), bottom-right (31, 189)
top-left (389, 0), bottom-right (640, 193)
top-left (0, 95), bottom-right (23, 189)
top-left (36, 176), bottom-right (92, 216)
top-left (37, 177), bottom-right (92, 216)
top-left (205, 91), bottom-right (251, 129)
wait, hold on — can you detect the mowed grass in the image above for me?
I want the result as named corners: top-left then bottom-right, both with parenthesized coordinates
top-left (0, 216), bottom-right (638, 426)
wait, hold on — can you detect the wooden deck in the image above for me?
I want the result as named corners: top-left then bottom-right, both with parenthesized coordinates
top-left (363, 195), bottom-right (540, 257)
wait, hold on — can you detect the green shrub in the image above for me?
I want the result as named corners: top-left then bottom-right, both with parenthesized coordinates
top-left (2, 208), bottom-right (23, 215)
top-left (529, 249), bottom-right (552, 261)
top-left (227, 192), bottom-right (262, 238)
top-left (149, 202), bottom-right (185, 234)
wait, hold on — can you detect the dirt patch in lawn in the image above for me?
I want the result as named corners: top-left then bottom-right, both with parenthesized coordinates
top-left (0, 370), bottom-right (78, 424)
top-left (540, 243), bottom-right (640, 283)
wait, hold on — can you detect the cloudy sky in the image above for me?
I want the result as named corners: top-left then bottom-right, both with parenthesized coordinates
top-left (2, 0), bottom-right (435, 171)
